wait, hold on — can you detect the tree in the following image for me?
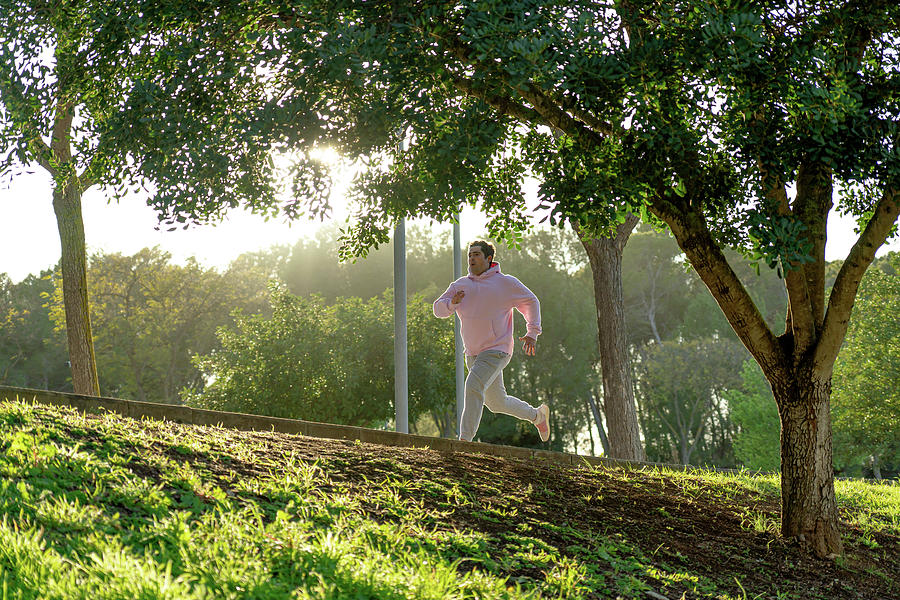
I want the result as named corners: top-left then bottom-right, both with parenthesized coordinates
top-left (623, 228), bottom-right (788, 348)
top-left (620, 228), bottom-right (790, 466)
top-left (99, 1), bottom-right (900, 556)
top-left (407, 290), bottom-right (459, 437)
top-left (0, 274), bottom-right (27, 384)
top-left (185, 286), bottom-right (456, 429)
top-left (636, 338), bottom-right (744, 465)
top-left (622, 227), bottom-right (694, 347)
top-left (622, 229), bottom-right (790, 466)
top-left (48, 247), bottom-right (272, 404)
top-left (578, 217), bottom-right (646, 460)
top-left (831, 252), bottom-right (900, 479)
top-left (1, 2), bottom-right (102, 394)
top-left (185, 287), bottom-right (389, 425)
top-left (0, 2), bottom-right (296, 395)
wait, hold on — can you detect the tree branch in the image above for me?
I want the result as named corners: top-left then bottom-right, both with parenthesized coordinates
top-left (688, 404), bottom-right (713, 459)
top-left (651, 395), bottom-right (681, 441)
top-left (794, 161), bottom-right (833, 328)
top-left (28, 136), bottom-right (56, 176)
top-left (783, 263), bottom-right (816, 355)
top-left (534, 83), bottom-right (622, 137)
top-left (50, 100), bottom-right (74, 162)
top-left (514, 82), bottom-right (608, 146)
top-left (784, 297), bottom-right (793, 339)
top-left (758, 161), bottom-right (791, 215)
top-left (758, 158), bottom-right (817, 354)
top-left (614, 214), bottom-right (640, 249)
top-left (449, 76), bottom-right (544, 127)
top-left (816, 184), bottom-right (900, 371)
top-left (77, 167), bottom-right (95, 191)
top-left (770, 168), bottom-right (794, 342)
top-left (654, 200), bottom-right (783, 375)
top-left (437, 35), bottom-right (609, 146)
top-left (786, 3), bottom-right (878, 345)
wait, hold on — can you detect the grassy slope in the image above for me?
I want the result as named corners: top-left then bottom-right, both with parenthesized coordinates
top-left (0, 398), bottom-right (897, 600)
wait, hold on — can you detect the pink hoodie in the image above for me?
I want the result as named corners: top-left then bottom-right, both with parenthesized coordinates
top-left (433, 262), bottom-right (541, 356)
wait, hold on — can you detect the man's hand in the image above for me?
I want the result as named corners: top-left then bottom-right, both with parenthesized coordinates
top-left (520, 335), bottom-right (536, 356)
top-left (451, 290), bottom-right (465, 304)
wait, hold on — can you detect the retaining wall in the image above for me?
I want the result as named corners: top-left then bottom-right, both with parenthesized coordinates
top-left (1, 385), bottom-right (746, 474)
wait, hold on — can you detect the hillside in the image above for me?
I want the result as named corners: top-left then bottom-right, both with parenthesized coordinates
top-left (0, 398), bottom-right (897, 599)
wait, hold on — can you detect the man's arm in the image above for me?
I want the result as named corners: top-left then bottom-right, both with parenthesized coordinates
top-left (510, 277), bottom-right (542, 341)
top-left (433, 284), bottom-right (464, 318)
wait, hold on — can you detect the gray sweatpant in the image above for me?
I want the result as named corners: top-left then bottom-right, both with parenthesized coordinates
top-left (459, 350), bottom-right (539, 442)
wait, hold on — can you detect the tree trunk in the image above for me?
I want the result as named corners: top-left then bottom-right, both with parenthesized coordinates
top-left (679, 435), bottom-right (692, 466)
top-left (774, 371), bottom-right (843, 558)
top-left (578, 217), bottom-right (646, 461)
top-left (431, 407), bottom-right (456, 438)
top-left (52, 181), bottom-right (100, 396)
top-left (871, 455), bottom-right (882, 481)
top-left (586, 391), bottom-right (610, 456)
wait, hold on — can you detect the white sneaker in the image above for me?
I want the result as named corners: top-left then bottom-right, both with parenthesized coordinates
top-left (534, 403), bottom-right (550, 443)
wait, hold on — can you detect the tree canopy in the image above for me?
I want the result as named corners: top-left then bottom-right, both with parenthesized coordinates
top-left (15, 0), bottom-right (900, 556)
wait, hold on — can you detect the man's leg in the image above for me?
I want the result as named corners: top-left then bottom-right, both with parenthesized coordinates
top-left (481, 358), bottom-right (539, 422)
top-left (459, 351), bottom-right (510, 442)
top-left (482, 357), bottom-right (550, 442)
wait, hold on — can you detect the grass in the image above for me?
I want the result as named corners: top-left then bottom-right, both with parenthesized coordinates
top-left (0, 397), bottom-right (897, 599)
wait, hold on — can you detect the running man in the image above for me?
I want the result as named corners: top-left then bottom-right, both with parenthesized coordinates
top-left (433, 240), bottom-right (550, 443)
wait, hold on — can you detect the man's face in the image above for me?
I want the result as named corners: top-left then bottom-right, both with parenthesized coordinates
top-left (468, 246), bottom-right (491, 275)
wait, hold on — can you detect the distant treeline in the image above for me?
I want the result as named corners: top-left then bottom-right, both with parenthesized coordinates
top-left (2, 225), bottom-right (896, 478)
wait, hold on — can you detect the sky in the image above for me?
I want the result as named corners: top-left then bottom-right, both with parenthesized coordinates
top-left (0, 167), bottom-right (493, 283)
top-left (1, 167), bottom-right (898, 284)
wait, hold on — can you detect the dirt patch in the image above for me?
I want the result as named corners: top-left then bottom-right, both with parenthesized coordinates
top-left (43, 410), bottom-right (900, 600)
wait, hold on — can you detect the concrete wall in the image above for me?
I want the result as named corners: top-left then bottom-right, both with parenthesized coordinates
top-left (1, 385), bottom-right (737, 474)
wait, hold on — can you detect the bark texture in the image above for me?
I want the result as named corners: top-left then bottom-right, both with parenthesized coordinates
top-left (52, 181), bottom-right (100, 396)
top-left (579, 216), bottom-right (646, 462)
top-left (774, 372), bottom-right (842, 557)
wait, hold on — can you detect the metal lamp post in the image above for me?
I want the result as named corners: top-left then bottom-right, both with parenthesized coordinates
top-left (454, 218), bottom-right (464, 437)
top-left (394, 131), bottom-right (409, 434)
top-left (394, 218), bottom-right (408, 433)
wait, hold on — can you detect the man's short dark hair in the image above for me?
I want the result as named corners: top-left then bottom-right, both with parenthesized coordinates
top-left (469, 240), bottom-right (495, 261)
